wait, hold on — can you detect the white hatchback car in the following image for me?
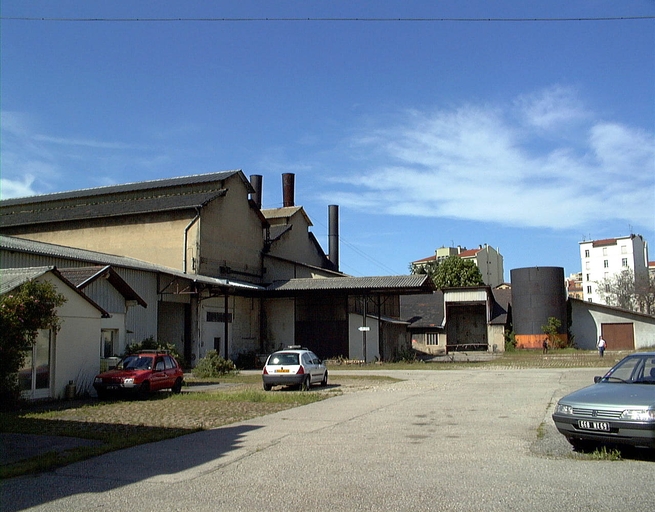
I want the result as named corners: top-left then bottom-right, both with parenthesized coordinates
top-left (262, 346), bottom-right (328, 391)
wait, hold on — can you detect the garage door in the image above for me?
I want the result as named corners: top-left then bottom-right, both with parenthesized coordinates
top-left (601, 323), bottom-right (634, 350)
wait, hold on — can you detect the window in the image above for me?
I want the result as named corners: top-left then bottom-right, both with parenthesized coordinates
top-left (586, 274), bottom-right (590, 281)
top-left (587, 285), bottom-right (592, 294)
top-left (621, 245), bottom-right (627, 254)
top-left (426, 333), bottom-right (438, 345)
top-left (622, 258), bottom-right (628, 267)
top-left (603, 260), bottom-right (609, 268)
top-left (101, 329), bottom-right (118, 358)
top-left (584, 249), bottom-right (590, 258)
top-left (206, 311), bottom-right (233, 323)
top-left (585, 261), bottom-right (591, 270)
top-left (602, 247), bottom-right (608, 256)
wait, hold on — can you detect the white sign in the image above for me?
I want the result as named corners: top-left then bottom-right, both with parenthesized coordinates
top-left (358, 326), bottom-right (371, 332)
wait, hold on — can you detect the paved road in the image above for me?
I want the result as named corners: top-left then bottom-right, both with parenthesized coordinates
top-left (2, 368), bottom-right (653, 511)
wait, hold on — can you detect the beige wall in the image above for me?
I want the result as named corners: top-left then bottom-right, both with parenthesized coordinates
top-left (197, 185), bottom-right (264, 280)
top-left (8, 211), bottom-right (196, 272)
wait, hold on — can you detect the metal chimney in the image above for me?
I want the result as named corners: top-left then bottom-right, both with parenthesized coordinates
top-left (328, 204), bottom-right (339, 270)
top-left (282, 173), bottom-right (295, 207)
top-left (250, 174), bottom-right (263, 209)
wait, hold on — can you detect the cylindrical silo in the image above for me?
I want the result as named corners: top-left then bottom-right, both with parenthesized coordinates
top-left (510, 267), bottom-right (567, 349)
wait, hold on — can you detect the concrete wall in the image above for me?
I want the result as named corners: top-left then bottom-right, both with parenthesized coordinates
top-left (197, 184), bottom-right (264, 281)
top-left (8, 211), bottom-right (196, 272)
top-left (263, 297), bottom-right (295, 353)
top-left (570, 300), bottom-right (655, 350)
top-left (38, 273), bottom-right (103, 399)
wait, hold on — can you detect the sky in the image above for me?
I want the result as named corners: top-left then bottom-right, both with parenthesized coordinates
top-left (1, 1), bottom-right (654, 280)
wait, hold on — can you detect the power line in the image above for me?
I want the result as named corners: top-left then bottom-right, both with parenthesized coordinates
top-left (1, 16), bottom-right (654, 23)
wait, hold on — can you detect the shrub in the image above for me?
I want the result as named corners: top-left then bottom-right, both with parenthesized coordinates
top-left (504, 330), bottom-right (517, 352)
top-left (192, 351), bottom-right (238, 378)
top-left (124, 336), bottom-right (182, 362)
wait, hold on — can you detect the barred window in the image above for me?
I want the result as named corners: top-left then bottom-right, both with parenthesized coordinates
top-left (426, 333), bottom-right (438, 345)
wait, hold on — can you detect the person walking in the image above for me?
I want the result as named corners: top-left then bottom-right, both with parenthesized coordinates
top-left (597, 335), bottom-right (607, 357)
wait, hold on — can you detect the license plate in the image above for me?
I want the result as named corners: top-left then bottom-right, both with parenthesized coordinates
top-left (578, 420), bottom-right (610, 431)
top-left (106, 385), bottom-right (118, 390)
top-left (275, 369), bottom-right (290, 373)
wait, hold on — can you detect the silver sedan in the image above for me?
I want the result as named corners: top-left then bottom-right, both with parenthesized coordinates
top-left (552, 351), bottom-right (655, 451)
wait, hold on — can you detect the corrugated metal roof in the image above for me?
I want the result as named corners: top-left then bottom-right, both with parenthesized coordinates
top-left (0, 190), bottom-right (226, 227)
top-left (0, 235), bottom-right (264, 292)
top-left (0, 170), bottom-right (244, 205)
top-left (0, 266), bottom-right (110, 316)
top-left (267, 275), bottom-right (435, 293)
top-left (0, 266), bottom-right (54, 295)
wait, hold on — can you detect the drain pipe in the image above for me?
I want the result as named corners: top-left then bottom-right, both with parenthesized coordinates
top-left (183, 207), bottom-right (201, 274)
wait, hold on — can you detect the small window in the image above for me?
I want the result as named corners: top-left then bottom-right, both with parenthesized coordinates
top-left (602, 247), bottom-right (608, 256)
top-left (101, 329), bottom-right (118, 358)
top-left (621, 245), bottom-right (627, 254)
top-left (584, 249), bottom-right (590, 258)
top-left (587, 285), bottom-right (592, 294)
top-left (586, 274), bottom-right (590, 281)
top-left (622, 258), bottom-right (628, 267)
top-left (603, 260), bottom-right (609, 268)
top-left (426, 333), bottom-right (438, 345)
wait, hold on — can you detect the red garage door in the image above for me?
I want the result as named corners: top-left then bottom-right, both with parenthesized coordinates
top-left (601, 323), bottom-right (634, 351)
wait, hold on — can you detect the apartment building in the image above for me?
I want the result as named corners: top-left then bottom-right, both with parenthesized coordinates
top-left (579, 234), bottom-right (649, 303)
top-left (411, 244), bottom-right (505, 288)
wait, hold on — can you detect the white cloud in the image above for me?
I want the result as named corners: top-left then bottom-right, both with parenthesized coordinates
top-left (515, 85), bottom-right (588, 130)
top-left (0, 175), bottom-right (37, 199)
top-left (326, 87), bottom-right (655, 232)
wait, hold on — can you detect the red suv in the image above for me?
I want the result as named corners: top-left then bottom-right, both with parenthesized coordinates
top-left (93, 351), bottom-right (184, 399)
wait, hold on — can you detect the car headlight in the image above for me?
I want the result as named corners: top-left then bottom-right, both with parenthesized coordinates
top-left (94, 377), bottom-right (102, 384)
top-left (555, 403), bottom-right (573, 415)
top-left (620, 409), bottom-right (655, 421)
top-left (122, 377), bottom-right (135, 385)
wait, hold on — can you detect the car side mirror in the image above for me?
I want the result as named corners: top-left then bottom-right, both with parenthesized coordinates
top-left (594, 376), bottom-right (602, 383)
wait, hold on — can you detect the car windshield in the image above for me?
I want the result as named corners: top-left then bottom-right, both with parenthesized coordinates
top-left (602, 355), bottom-right (655, 384)
top-left (122, 356), bottom-right (154, 370)
top-left (268, 353), bottom-right (299, 366)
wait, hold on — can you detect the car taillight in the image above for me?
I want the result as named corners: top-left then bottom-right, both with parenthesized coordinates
top-left (296, 366), bottom-right (305, 375)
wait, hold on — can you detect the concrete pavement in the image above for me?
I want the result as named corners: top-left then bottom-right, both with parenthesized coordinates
top-left (2, 368), bottom-right (653, 511)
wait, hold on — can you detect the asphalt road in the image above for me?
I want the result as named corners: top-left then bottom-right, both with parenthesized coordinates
top-left (2, 368), bottom-right (653, 511)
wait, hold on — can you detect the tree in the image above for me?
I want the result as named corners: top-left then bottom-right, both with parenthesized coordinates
top-left (596, 268), bottom-right (655, 315)
top-left (0, 280), bottom-right (67, 408)
top-left (541, 316), bottom-right (566, 349)
top-left (429, 255), bottom-right (484, 289)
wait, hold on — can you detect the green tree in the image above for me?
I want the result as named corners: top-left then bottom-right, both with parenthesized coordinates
top-left (0, 280), bottom-right (67, 408)
top-left (541, 316), bottom-right (566, 349)
top-left (596, 269), bottom-right (640, 312)
top-left (430, 256), bottom-right (484, 289)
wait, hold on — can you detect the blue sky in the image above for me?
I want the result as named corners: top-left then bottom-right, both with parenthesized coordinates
top-left (2, 1), bottom-right (654, 279)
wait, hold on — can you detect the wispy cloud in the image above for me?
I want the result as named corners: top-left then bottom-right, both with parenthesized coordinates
top-left (325, 86), bottom-right (655, 231)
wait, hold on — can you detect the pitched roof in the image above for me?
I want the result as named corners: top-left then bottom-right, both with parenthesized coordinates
top-left (267, 275), bottom-right (435, 294)
top-left (0, 266), bottom-right (109, 316)
top-left (262, 206), bottom-right (313, 226)
top-left (58, 265), bottom-right (148, 308)
top-left (0, 170), bottom-right (250, 227)
top-left (457, 248), bottom-right (480, 258)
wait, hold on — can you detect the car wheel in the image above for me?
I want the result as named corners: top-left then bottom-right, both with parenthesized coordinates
top-left (321, 371), bottom-right (328, 387)
top-left (172, 378), bottom-right (183, 394)
top-left (301, 375), bottom-right (311, 391)
top-left (137, 381), bottom-right (150, 400)
top-left (263, 383), bottom-right (272, 391)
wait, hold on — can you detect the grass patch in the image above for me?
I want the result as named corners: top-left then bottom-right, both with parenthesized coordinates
top-left (586, 446), bottom-right (623, 461)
